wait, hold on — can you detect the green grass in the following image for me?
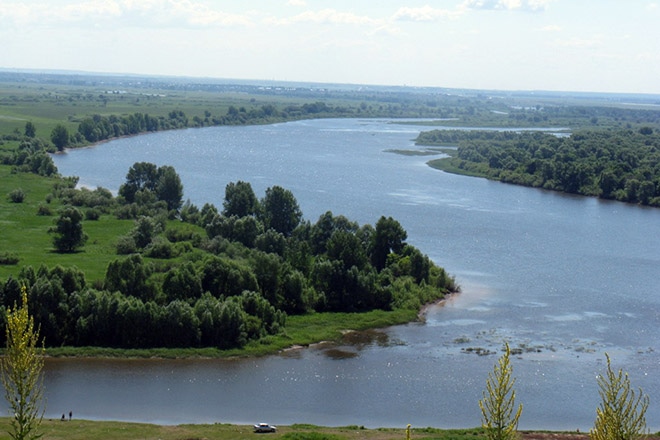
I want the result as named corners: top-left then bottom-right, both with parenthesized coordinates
top-left (0, 418), bottom-right (492, 440)
top-left (0, 164), bottom-right (135, 283)
top-left (0, 80), bottom-right (358, 141)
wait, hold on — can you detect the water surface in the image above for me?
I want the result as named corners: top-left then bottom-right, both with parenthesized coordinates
top-left (50, 119), bottom-right (660, 430)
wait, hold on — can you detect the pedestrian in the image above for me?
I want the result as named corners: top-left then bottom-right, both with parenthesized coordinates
top-left (61, 414), bottom-right (65, 421)
top-left (69, 411), bottom-right (72, 421)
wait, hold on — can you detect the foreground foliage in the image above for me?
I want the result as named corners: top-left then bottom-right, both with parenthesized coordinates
top-left (590, 354), bottom-right (649, 440)
top-left (479, 343), bottom-right (522, 440)
top-left (1, 287), bottom-right (45, 440)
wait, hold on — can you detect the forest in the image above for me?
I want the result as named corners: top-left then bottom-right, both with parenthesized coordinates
top-left (0, 154), bottom-right (457, 350)
top-left (418, 127), bottom-right (660, 206)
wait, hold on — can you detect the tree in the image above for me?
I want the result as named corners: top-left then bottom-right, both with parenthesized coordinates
top-left (130, 216), bottom-right (161, 249)
top-left (1, 286), bottom-right (45, 440)
top-left (590, 354), bottom-right (649, 440)
top-left (24, 122), bottom-right (36, 138)
top-left (49, 206), bottom-right (88, 253)
top-left (223, 180), bottom-right (259, 218)
top-left (479, 343), bottom-right (523, 440)
top-left (371, 216), bottom-right (407, 271)
top-left (260, 186), bottom-right (302, 236)
top-left (156, 165), bottom-right (183, 211)
top-left (104, 254), bottom-right (152, 300)
top-left (50, 124), bottom-right (69, 151)
top-left (118, 162), bottom-right (159, 203)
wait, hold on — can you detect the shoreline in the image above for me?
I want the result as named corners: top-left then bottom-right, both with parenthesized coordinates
top-left (0, 416), bottom-right (613, 440)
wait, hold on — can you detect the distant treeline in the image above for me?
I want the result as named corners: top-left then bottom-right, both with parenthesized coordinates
top-left (0, 163), bottom-right (457, 349)
top-left (419, 127), bottom-right (660, 206)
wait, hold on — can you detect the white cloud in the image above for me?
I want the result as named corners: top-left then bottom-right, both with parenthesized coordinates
top-left (0, 0), bottom-right (253, 28)
top-left (265, 8), bottom-right (379, 26)
top-left (540, 24), bottom-right (562, 32)
top-left (392, 5), bottom-right (461, 22)
top-left (462, 0), bottom-right (553, 12)
top-left (287, 0), bottom-right (307, 6)
top-left (555, 36), bottom-right (601, 48)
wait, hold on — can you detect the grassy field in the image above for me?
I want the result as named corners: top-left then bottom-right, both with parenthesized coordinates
top-left (0, 418), bottom-right (492, 440)
top-left (0, 164), bottom-right (135, 282)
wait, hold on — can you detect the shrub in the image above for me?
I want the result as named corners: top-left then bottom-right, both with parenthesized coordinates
top-left (85, 208), bottom-right (101, 220)
top-left (144, 237), bottom-right (175, 259)
top-left (0, 252), bottom-right (20, 265)
top-left (116, 235), bottom-right (137, 255)
top-left (36, 204), bottom-right (53, 216)
top-left (8, 188), bottom-right (25, 203)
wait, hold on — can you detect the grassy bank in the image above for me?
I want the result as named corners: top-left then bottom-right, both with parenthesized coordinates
top-left (43, 308), bottom-right (420, 358)
top-left (0, 418), bottom-right (491, 440)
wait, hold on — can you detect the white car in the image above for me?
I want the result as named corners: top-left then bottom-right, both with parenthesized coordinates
top-left (254, 423), bottom-right (277, 433)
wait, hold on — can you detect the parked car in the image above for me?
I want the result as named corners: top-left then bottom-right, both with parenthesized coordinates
top-left (254, 423), bottom-right (277, 433)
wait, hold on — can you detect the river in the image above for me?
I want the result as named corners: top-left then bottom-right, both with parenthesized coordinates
top-left (49, 118), bottom-right (660, 430)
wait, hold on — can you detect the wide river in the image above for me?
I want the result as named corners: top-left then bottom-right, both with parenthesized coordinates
top-left (50, 118), bottom-right (660, 431)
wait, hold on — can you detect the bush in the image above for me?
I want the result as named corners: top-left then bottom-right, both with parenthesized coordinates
top-left (116, 235), bottom-right (137, 255)
top-left (0, 252), bottom-right (20, 265)
top-left (85, 208), bottom-right (101, 220)
top-left (144, 237), bottom-right (175, 259)
top-left (36, 204), bottom-right (53, 216)
top-left (8, 188), bottom-right (25, 203)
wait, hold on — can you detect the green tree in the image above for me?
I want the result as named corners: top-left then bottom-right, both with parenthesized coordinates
top-left (1, 286), bottom-right (45, 440)
top-left (371, 216), bottom-right (407, 271)
top-left (118, 162), bottom-right (159, 203)
top-left (156, 165), bottom-right (183, 211)
top-left (260, 185), bottom-right (302, 236)
top-left (24, 122), bottom-right (36, 138)
top-left (49, 206), bottom-right (88, 253)
top-left (223, 180), bottom-right (259, 218)
top-left (104, 254), bottom-right (152, 300)
top-left (479, 343), bottom-right (523, 440)
top-left (130, 216), bottom-right (162, 249)
top-left (162, 262), bottom-right (202, 301)
top-left (590, 354), bottom-right (649, 440)
top-left (50, 124), bottom-right (69, 151)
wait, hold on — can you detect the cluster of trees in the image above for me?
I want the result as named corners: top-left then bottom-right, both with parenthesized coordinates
top-left (0, 162), bottom-right (457, 349)
top-left (420, 128), bottom-right (660, 206)
top-left (77, 111), bottom-right (189, 143)
top-left (0, 130), bottom-right (58, 176)
top-left (0, 265), bottom-right (284, 349)
top-left (71, 99), bottom-right (435, 149)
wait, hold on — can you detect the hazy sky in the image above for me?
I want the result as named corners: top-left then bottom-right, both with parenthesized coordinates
top-left (2, 0), bottom-right (659, 94)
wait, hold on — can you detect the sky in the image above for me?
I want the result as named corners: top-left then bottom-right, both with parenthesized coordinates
top-left (1, 0), bottom-right (659, 94)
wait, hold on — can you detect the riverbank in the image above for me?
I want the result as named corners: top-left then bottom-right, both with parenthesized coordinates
top-left (43, 307), bottom-right (426, 359)
top-left (0, 418), bottom-right (609, 440)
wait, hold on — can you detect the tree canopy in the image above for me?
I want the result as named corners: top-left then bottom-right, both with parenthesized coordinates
top-left (420, 128), bottom-right (660, 206)
top-left (49, 206), bottom-right (88, 253)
